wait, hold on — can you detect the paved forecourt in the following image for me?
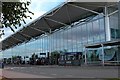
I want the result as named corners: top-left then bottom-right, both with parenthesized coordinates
top-left (3, 65), bottom-right (119, 78)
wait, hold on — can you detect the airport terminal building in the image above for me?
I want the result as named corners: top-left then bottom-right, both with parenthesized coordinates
top-left (1, 2), bottom-right (120, 65)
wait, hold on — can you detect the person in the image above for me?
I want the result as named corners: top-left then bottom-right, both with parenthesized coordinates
top-left (79, 54), bottom-right (82, 66)
top-left (1, 62), bottom-right (4, 69)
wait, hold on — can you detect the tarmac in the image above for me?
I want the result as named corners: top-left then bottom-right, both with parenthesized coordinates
top-left (0, 65), bottom-right (119, 80)
top-left (0, 69), bottom-right (53, 78)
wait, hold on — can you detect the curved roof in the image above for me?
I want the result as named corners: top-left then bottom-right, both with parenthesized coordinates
top-left (1, 2), bottom-right (118, 51)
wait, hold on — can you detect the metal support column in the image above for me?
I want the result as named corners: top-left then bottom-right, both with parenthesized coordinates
top-left (105, 6), bottom-right (111, 41)
top-left (84, 48), bottom-right (87, 65)
top-left (118, 1), bottom-right (120, 29)
top-left (118, 1), bottom-right (120, 65)
top-left (101, 44), bottom-right (104, 66)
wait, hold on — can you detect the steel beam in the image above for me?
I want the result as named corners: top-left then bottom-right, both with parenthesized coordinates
top-left (18, 32), bottom-right (31, 38)
top-left (29, 26), bottom-right (49, 34)
top-left (43, 18), bottom-right (53, 33)
top-left (11, 36), bottom-right (23, 42)
top-left (108, 10), bottom-right (118, 16)
top-left (67, 4), bottom-right (104, 16)
top-left (66, 5), bottom-right (72, 24)
top-left (46, 6), bottom-right (62, 17)
top-left (18, 33), bottom-right (29, 40)
top-left (30, 18), bottom-right (51, 34)
top-left (45, 17), bottom-right (69, 26)
top-left (46, 2), bottom-right (67, 17)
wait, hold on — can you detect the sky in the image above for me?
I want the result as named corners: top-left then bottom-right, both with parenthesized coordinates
top-left (0, 0), bottom-right (65, 42)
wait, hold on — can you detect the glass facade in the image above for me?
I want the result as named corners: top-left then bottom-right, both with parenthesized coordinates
top-left (2, 14), bottom-right (106, 59)
top-left (86, 10), bottom-right (120, 64)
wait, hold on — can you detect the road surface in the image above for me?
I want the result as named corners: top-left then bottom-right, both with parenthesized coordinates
top-left (2, 65), bottom-right (119, 79)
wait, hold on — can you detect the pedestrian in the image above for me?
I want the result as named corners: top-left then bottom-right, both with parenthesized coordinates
top-left (1, 62), bottom-right (4, 69)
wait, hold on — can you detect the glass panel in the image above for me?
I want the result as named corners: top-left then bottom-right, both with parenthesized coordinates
top-left (81, 24), bottom-right (88, 44)
top-left (93, 20), bottom-right (100, 43)
top-left (109, 12), bottom-right (119, 39)
top-left (87, 22), bottom-right (94, 43)
top-left (99, 18), bottom-right (105, 42)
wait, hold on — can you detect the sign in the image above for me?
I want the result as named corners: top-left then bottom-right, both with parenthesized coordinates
top-left (40, 53), bottom-right (46, 55)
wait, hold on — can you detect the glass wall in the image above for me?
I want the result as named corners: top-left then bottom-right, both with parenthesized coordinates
top-left (2, 14), bottom-right (106, 60)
